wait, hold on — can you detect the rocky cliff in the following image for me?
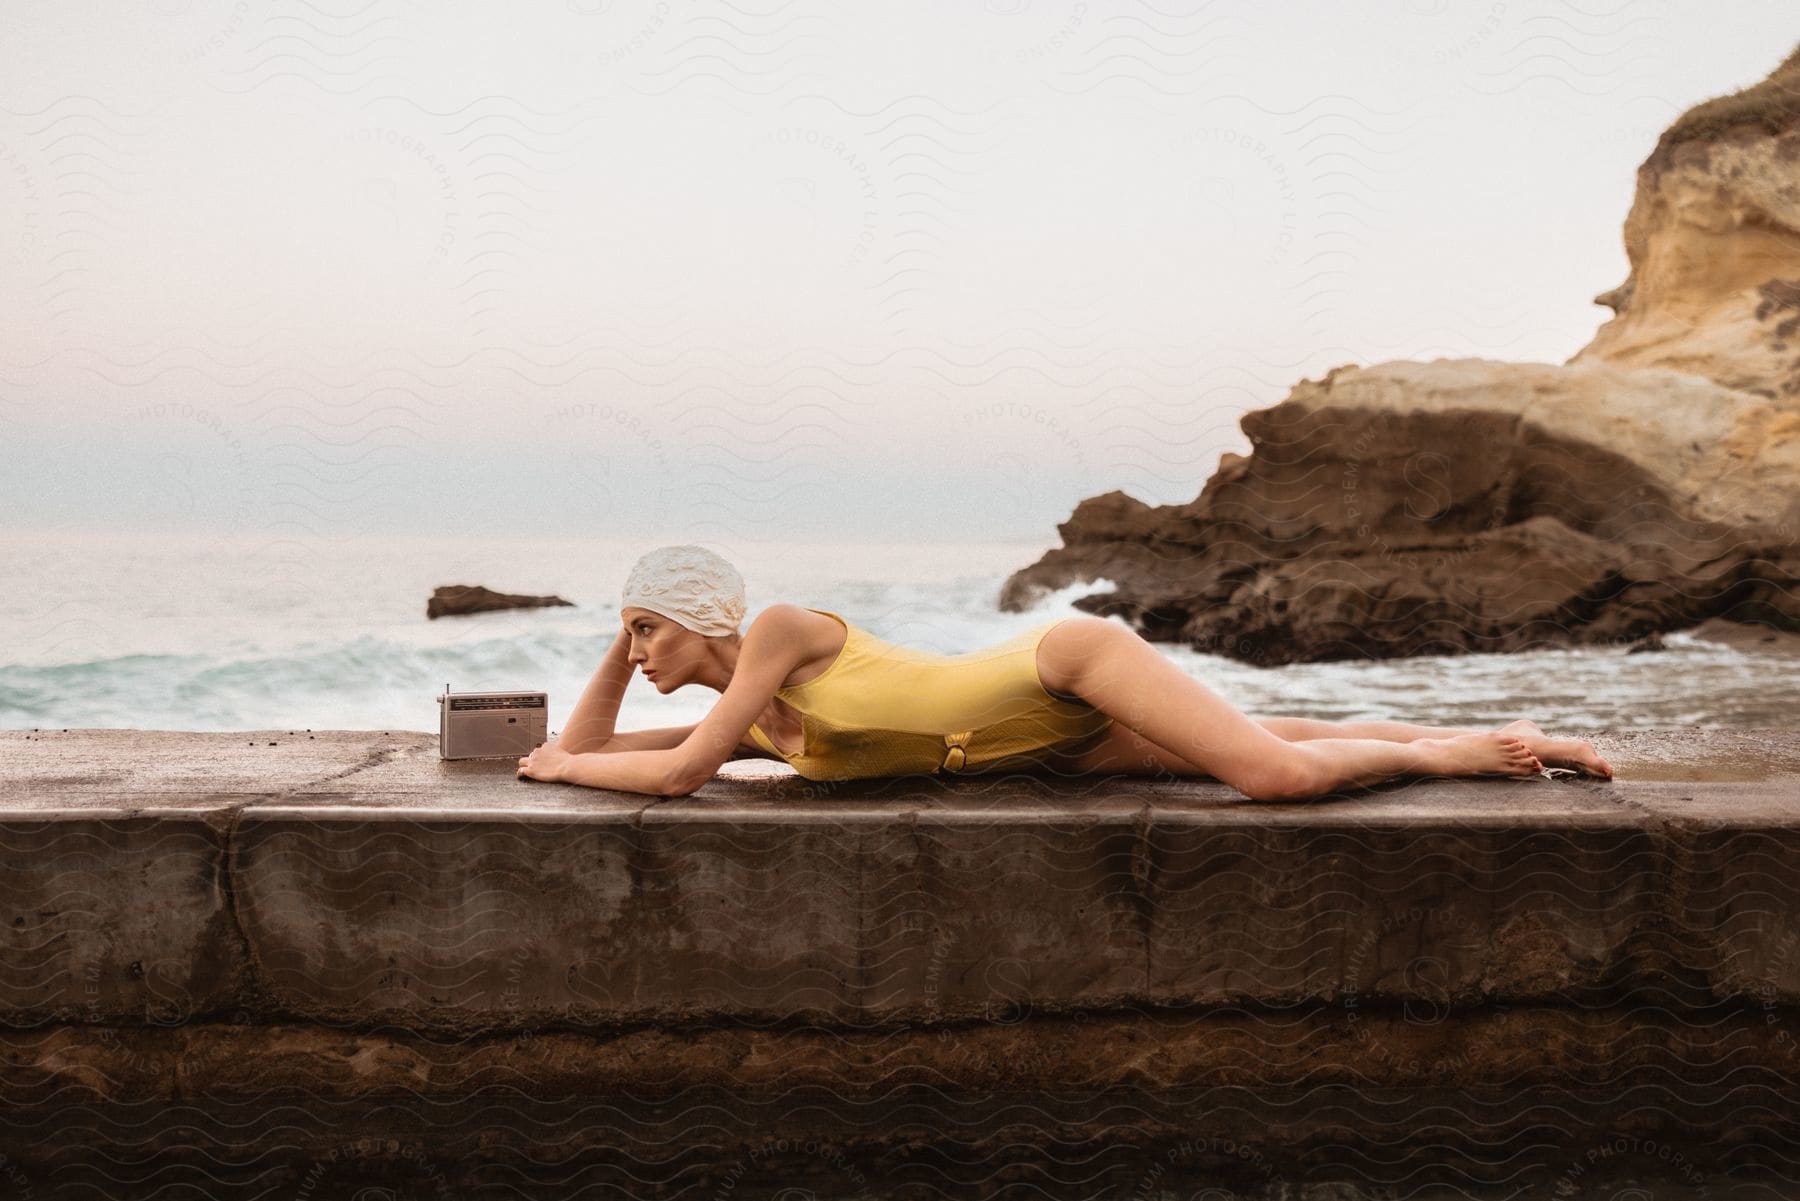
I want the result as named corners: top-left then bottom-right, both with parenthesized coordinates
top-left (1576, 42), bottom-right (1800, 398)
top-left (1002, 47), bottom-right (1800, 664)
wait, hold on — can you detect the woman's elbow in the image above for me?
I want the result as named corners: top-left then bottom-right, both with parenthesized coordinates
top-left (664, 761), bottom-right (716, 797)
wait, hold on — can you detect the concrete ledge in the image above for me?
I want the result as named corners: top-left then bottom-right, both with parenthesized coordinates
top-left (2, 728), bottom-right (1798, 1196)
top-left (1, 728), bottom-right (1798, 1029)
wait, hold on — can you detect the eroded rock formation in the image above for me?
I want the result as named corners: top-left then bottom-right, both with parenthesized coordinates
top-left (1003, 47), bottom-right (1800, 664)
top-left (1002, 360), bottom-right (1799, 663)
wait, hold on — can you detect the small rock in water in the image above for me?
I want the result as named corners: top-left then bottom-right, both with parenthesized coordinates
top-left (427, 584), bottom-right (577, 620)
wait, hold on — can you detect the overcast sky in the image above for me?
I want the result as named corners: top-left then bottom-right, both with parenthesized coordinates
top-left (3, 1), bottom-right (1795, 545)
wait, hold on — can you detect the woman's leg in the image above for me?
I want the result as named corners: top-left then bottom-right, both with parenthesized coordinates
top-left (1256, 717), bottom-right (1485, 742)
top-left (1258, 716), bottom-right (1613, 777)
top-left (1036, 619), bottom-right (1542, 800)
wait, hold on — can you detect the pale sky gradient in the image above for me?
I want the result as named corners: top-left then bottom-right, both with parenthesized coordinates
top-left (2, 1), bottom-right (1796, 545)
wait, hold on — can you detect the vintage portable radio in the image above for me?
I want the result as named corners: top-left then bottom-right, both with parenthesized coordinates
top-left (437, 685), bottom-right (549, 760)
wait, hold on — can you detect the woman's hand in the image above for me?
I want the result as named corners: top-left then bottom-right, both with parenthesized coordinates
top-left (517, 740), bottom-right (574, 783)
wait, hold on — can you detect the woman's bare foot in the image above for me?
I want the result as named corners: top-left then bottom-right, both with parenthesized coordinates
top-left (1498, 719), bottom-right (1614, 779)
top-left (1414, 733), bottom-right (1543, 778)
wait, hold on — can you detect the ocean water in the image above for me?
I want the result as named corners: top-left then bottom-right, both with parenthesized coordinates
top-left (2, 528), bottom-right (1796, 737)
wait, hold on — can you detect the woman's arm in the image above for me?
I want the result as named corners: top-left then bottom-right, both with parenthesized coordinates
top-left (552, 746), bottom-right (686, 794)
top-left (525, 605), bottom-right (809, 796)
top-left (556, 630), bottom-right (636, 752)
top-left (525, 724), bottom-right (702, 790)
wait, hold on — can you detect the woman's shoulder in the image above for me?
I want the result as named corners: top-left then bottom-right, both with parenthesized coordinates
top-left (750, 603), bottom-right (846, 634)
top-left (753, 601), bottom-right (813, 621)
top-left (745, 604), bottom-right (851, 686)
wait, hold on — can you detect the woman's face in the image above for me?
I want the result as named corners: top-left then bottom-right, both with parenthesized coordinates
top-left (620, 607), bottom-right (701, 691)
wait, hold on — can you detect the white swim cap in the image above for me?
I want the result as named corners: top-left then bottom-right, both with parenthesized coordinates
top-left (619, 544), bottom-right (746, 637)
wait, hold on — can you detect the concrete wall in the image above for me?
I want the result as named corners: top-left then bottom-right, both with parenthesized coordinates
top-left (3, 729), bottom-right (1799, 1029)
top-left (0, 727), bottom-right (1796, 1197)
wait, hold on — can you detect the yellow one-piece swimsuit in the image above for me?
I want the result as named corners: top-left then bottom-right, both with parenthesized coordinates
top-left (746, 609), bottom-right (1115, 782)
